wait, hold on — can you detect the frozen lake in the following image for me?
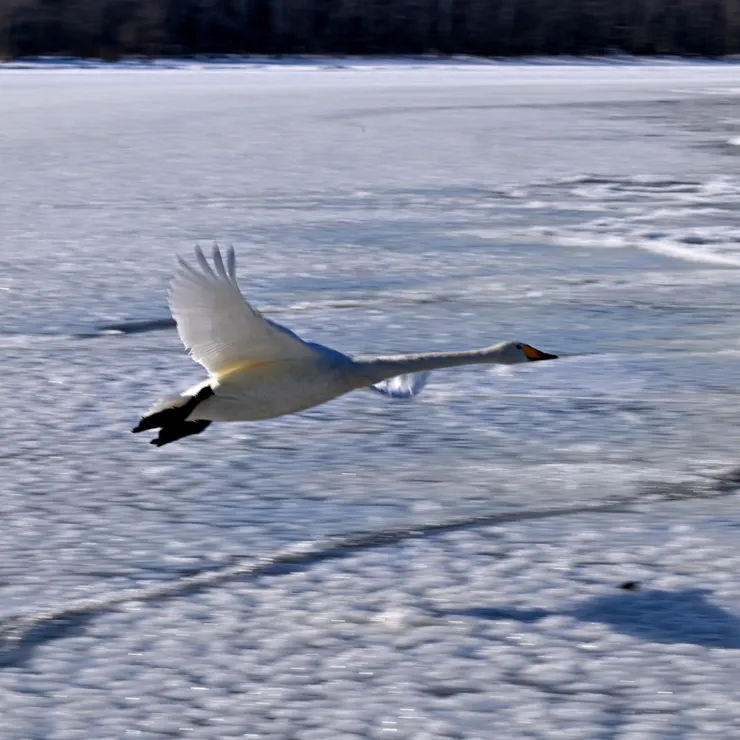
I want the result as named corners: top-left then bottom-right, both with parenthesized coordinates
top-left (2, 62), bottom-right (740, 737)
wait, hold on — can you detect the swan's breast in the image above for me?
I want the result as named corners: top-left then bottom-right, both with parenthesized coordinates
top-left (191, 354), bottom-right (358, 422)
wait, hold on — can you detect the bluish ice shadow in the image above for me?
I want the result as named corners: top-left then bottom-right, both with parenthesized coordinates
top-left (451, 606), bottom-right (552, 623)
top-left (442, 588), bottom-right (740, 649)
top-left (573, 587), bottom-right (740, 648)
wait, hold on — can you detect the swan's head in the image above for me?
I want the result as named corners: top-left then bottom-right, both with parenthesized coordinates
top-left (491, 341), bottom-right (559, 365)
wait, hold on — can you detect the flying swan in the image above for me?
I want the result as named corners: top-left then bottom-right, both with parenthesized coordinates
top-left (133, 246), bottom-right (559, 446)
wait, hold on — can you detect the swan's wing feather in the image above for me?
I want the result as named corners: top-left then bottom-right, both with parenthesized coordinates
top-left (169, 245), bottom-right (315, 377)
top-left (371, 371), bottom-right (431, 399)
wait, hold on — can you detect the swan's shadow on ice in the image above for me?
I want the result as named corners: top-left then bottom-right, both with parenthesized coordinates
top-left (444, 588), bottom-right (740, 649)
top-left (454, 606), bottom-right (551, 623)
top-left (574, 587), bottom-right (740, 648)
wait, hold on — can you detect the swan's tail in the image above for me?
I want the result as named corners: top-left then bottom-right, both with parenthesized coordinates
top-left (132, 385), bottom-right (214, 446)
top-left (370, 371), bottom-right (430, 399)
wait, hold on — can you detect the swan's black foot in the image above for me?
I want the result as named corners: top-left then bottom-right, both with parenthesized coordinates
top-left (133, 405), bottom-right (189, 433)
top-left (133, 385), bottom-right (215, 446)
top-left (150, 420), bottom-right (212, 447)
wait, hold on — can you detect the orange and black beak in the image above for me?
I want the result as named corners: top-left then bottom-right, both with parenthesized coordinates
top-left (522, 344), bottom-right (558, 362)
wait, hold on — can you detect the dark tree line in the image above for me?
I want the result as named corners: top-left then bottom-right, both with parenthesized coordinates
top-left (1, 0), bottom-right (740, 60)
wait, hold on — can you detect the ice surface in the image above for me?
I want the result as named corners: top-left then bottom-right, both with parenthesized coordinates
top-left (2, 63), bottom-right (740, 737)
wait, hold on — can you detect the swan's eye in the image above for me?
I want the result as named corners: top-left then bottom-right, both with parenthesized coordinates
top-left (515, 344), bottom-right (522, 350)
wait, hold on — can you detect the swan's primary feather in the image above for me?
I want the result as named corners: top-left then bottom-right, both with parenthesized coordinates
top-left (168, 245), bottom-right (316, 378)
top-left (371, 371), bottom-right (431, 399)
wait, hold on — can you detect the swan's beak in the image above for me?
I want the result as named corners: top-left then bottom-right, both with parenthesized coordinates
top-left (522, 344), bottom-right (558, 362)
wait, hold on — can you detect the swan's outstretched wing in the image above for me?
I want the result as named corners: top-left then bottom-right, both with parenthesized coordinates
top-left (169, 245), bottom-right (316, 378)
top-left (371, 371), bottom-right (430, 399)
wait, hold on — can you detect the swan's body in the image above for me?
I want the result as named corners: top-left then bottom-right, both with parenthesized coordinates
top-left (134, 246), bottom-right (558, 446)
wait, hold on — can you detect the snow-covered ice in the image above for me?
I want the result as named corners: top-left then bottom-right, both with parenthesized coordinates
top-left (2, 63), bottom-right (740, 738)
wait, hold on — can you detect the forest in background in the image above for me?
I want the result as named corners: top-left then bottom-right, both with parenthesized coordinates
top-left (1, 0), bottom-right (739, 60)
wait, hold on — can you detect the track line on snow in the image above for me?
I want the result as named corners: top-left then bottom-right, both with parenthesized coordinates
top-left (1, 473), bottom-right (738, 666)
top-left (0, 501), bottom-right (632, 666)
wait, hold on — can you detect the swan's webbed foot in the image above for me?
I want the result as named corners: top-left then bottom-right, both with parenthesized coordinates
top-left (133, 385), bottom-right (215, 446)
top-left (150, 420), bottom-right (212, 446)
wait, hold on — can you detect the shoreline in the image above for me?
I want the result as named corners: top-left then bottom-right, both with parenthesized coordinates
top-left (3, 53), bottom-right (740, 71)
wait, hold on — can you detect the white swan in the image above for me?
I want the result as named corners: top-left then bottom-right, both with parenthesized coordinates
top-left (133, 246), bottom-right (558, 446)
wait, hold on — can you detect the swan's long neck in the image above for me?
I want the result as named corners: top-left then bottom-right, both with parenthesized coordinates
top-left (353, 347), bottom-right (499, 385)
